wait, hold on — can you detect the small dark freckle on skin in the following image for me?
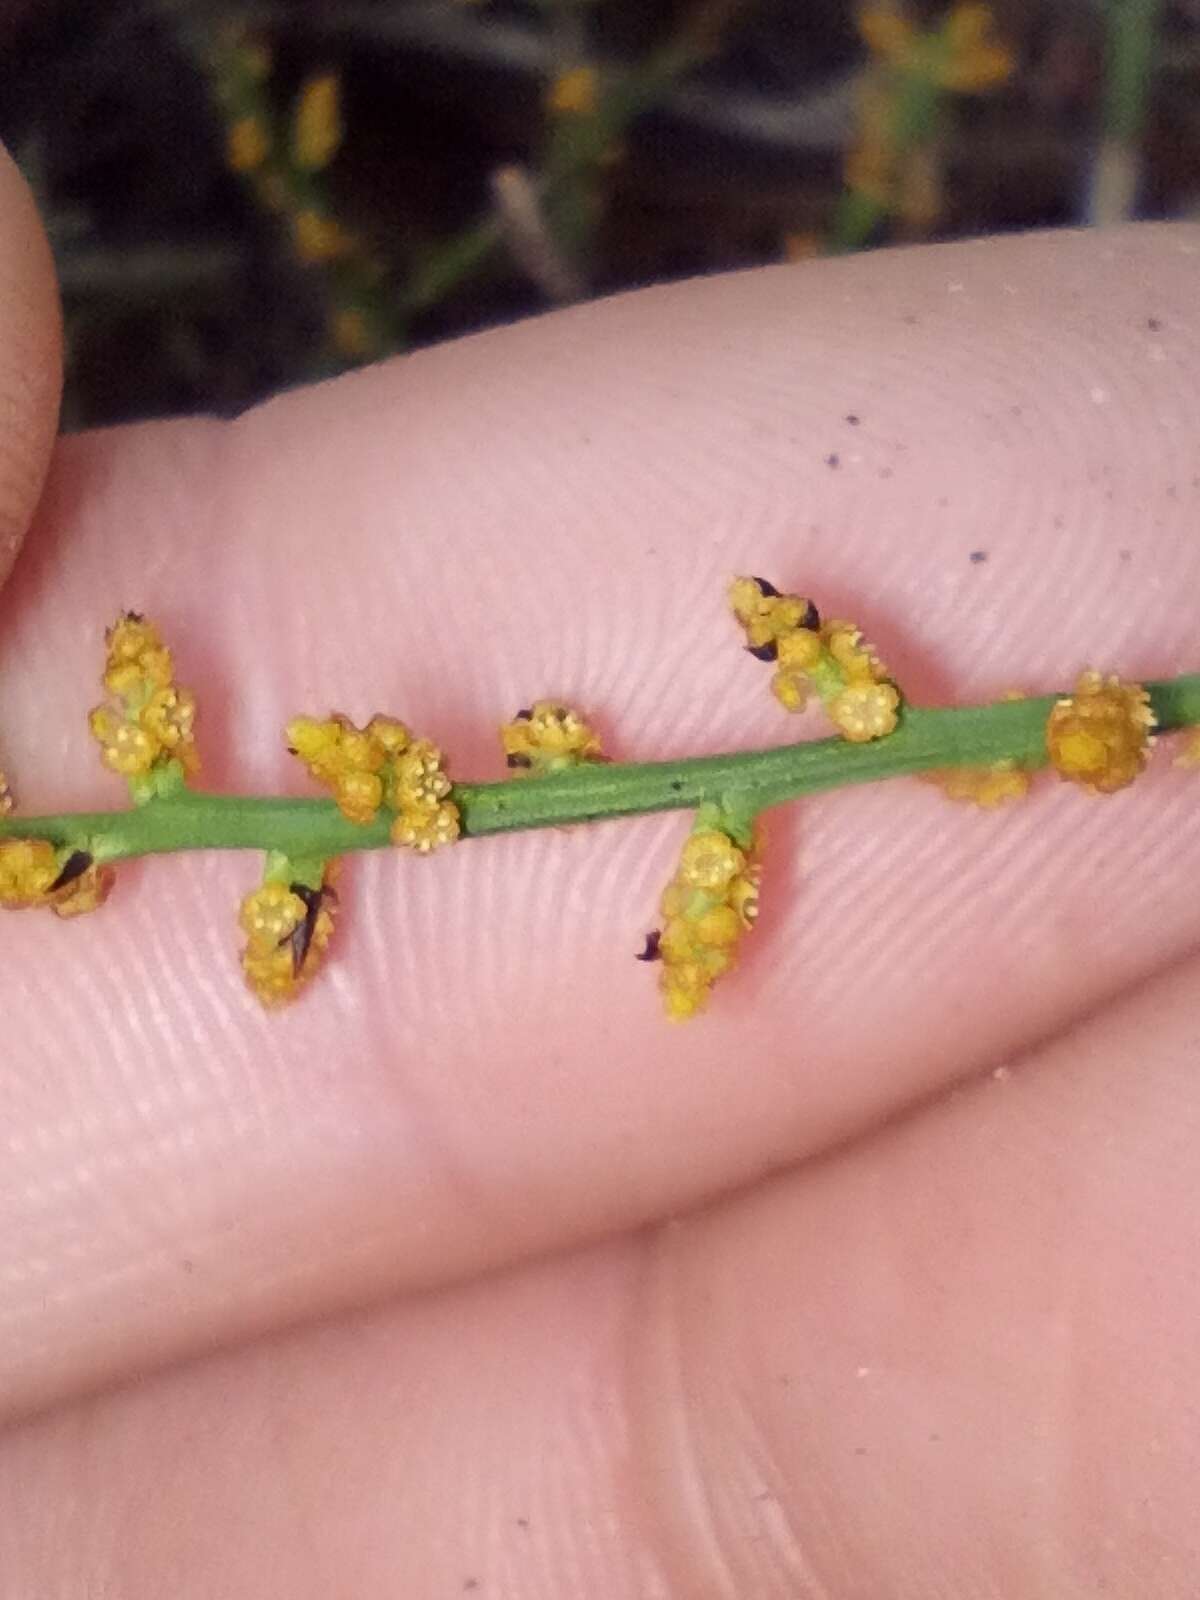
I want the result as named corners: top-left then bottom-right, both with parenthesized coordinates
top-left (903, 313), bottom-right (918, 325)
top-left (936, 496), bottom-right (949, 508)
top-left (845, 413), bottom-right (860, 425)
top-left (1119, 549), bottom-right (1132, 562)
top-left (854, 1446), bottom-right (868, 1457)
top-left (1147, 317), bottom-right (1162, 332)
top-left (825, 452), bottom-right (839, 468)
top-left (929, 1433), bottom-right (941, 1443)
top-left (1009, 404), bottom-right (1022, 417)
top-left (969, 550), bottom-right (987, 563)
top-left (181, 1259), bottom-right (194, 1274)
top-left (516, 1518), bottom-right (530, 1530)
top-left (463, 1582), bottom-right (479, 1593)
top-left (1052, 515), bottom-right (1064, 530)
top-left (1167, 485), bottom-right (1178, 499)
top-left (1104, 489), bottom-right (1113, 501)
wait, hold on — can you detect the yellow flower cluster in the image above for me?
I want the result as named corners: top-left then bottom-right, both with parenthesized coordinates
top-left (239, 872), bottom-right (337, 1007)
top-left (730, 577), bottom-right (901, 742)
top-left (651, 820), bottom-right (763, 1022)
top-left (291, 73), bottom-right (342, 171)
top-left (858, 3), bottom-right (1013, 93)
top-left (924, 689), bottom-right (1032, 809)
top-left (546, 66), bottom-right (599, 118)
top-left (89, 614), bottom-right (199, 789)
top-left (0, 839), bottom-right (113, 918)
top-left (847, 5), bottom-right (1012, 229)
top-left (287, 714), bottom-right (460, 852)
top-left (1045, 671), bottom-right (1156, 794)
top-left (500, 701), bottom-right (603, 775)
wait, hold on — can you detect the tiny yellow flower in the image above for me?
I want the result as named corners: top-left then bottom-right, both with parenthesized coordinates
top-left (140, 686), bottom-right (197, 756)
top-left (500, 701), bottom-right (603, 774)
top-left (923, 761), bottom-right (1031, 808)
top-left (678, 829), bottom-right (745, 892)
top-left (240, 874), bottom-right (337, 1007)
top-left (1045, 671), bottom-right (1155, 794)
top-left (89, 706), bottom-right (161, 776)
top-left (649, 818), bottom-right (764, 1020)
top-left (824, 621), bottom-right (886, 684)
top-left (390, 799), bottom-right (461, 853)
top-left (0, 838), bottom-right (59, 906)
top-left (334, 768), bottom-right (384, 826)
top-left (292, 210), bottom-right (354, 264)
top-left (392, 739), bottom-right (453, 812)
top-left (292, 73), bottom-right (342, 171)
top-left (227, 114), bottom-right (270, 172)
top-left (728, 576), bottom-right (818, 655)
top-left (828, 680), bottom-right (901, 742)
top-left (771, 668), bottom-right (810, 714)
top-left (546, 66), bottom-right (599, 118)
top-left (365, 716), bottom-right (410, 757)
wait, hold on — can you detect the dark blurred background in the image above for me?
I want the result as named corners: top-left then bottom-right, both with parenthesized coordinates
top-left (2, 0), bottom-right (1195, 427)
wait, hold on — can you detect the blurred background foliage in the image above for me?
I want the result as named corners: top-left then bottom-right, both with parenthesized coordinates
top-left (0, 0), bottom-right (1195, 427)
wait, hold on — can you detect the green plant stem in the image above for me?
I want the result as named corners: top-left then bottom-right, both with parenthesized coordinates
top-left (1102, 0), bottom-right (1162, 146)
top-left (3, 678), bottom-right (1198, 864)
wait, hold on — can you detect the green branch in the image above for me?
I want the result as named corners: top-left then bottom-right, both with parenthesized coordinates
top-left (4, 677), bottom-right (1198, 864)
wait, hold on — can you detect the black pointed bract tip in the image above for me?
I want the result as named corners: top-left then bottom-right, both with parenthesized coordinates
top-left (283, 883), bottom-right (325, 978)
top-left (506, 753), bottom-right (533, 769)
top-left (48, 849), bottom-right (93, 893)
top-left (746, 641), bottom-right (778, 662)
top-left (514, 707), bottom-right (533, 722)
top-left (750, 576), bottom-right (779, 597)
top-left (802, 599), bottom-right (820, 630)
top-left (635, 930), bottom-right (662, 962)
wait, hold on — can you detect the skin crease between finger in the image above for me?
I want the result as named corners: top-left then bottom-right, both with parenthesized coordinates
top-left (0, 224), bottom-right (1198, 1422)
top-left (0, 145), bottom-right (61, 589)
top-left (0, 949), bottom-right (1197, 1598)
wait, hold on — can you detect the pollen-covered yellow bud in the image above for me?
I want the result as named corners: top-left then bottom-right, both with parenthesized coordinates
top-left (924, 761), bottom-right (1031, 808)
top-left (649, 817), bottom-right (764, 1020)
top-left (501, 701), bottom-right (603, 774)
top-left (0, 839), bottom-right (59, 906)
top-left (89, 706), bottom-right (161, 775)
top-left (776, 629), bottom-right (823, 672)
top-left (828, 680), bottom-right (901, 742)
top-left (139, 686), bottom-right (198, 772)
top-left (240, 872), bottom-right (337, 1007)
top-left (678, 829), bottom-right (745, 892)
top-left (393, 739), bottom-right (453, 811)
top-left (334, 768), bottom-right (384, 825)
top-left (1045, 671), bottom-right (1155, 794)
top-left (365, 716), bottom-right (411, 757)
top-left (824, 621), bottom-right (886, 685)
top-left (390, 799), bottom-right (460, 853)
top-left (729, 576), bottom-right (818, 654)
top-left (771, 669), bottom-right (810, 713)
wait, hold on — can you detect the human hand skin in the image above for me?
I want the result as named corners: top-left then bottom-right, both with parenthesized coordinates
top-left (0, 135), bottom-right (1199, 1593)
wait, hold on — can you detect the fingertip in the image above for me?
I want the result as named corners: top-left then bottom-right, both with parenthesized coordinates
top-left (0, 142), bottom-right (62, 591)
